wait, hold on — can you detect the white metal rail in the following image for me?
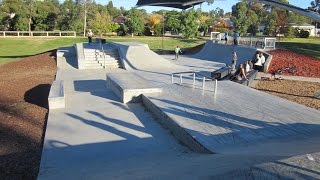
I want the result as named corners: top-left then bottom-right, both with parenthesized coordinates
top-left (0, 31), bottom-right (76, 37)
top-left (171, 71), bottom-right (218, 96)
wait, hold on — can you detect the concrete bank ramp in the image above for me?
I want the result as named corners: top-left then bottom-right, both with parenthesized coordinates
top-left (143, 80), bottom-right (320, 154)
top-left (111, 42), bottom-right (180, 71)
top-left (191, 41), bottom-right (257, 65)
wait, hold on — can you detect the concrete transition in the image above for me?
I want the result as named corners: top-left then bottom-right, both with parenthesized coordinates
top-left (39, 41), bottom-right (320, 179)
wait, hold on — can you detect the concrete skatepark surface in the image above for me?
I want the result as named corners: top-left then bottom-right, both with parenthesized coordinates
top-left (39, 42), bottom-right (320, 179)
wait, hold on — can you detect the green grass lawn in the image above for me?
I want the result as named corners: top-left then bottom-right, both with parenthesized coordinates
top-left (277, 37), bottom-right (320, 59)
top-left (1, 36), bottom-right (318, 64)
top-left (0, 36), bottom-right (205, 64)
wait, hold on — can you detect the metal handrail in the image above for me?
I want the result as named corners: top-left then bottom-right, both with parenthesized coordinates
top-left (171, 71), bottom-right (218, 95)
top-left (99, 40), bottom-right (106, 69)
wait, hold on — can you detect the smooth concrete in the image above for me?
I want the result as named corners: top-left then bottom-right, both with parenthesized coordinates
top-left (107, 72), bottom-right (162, 103)
top-left (39, 42), bottom-right (320, 179)
top-left (48, 80), bottom-right (65, 109)
top-left (191, 41), bottom-right (257, 66)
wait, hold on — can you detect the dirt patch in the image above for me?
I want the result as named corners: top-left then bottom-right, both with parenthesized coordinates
top-left (254, 79), bottom-right (320, 110)
top-left (267, 49), bottom-right (320, 78)
top-left (0, 52), bottom-right (56, 179)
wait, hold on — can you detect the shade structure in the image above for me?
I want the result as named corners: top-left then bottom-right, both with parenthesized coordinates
top-left (136, 0), bottom-right (205, 10)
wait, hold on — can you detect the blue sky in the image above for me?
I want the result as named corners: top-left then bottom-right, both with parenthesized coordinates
top-left (97, 0), bottom-right (311, 13)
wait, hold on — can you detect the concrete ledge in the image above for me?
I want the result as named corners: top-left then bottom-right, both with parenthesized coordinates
top-left (141, 95), bottom-right (212, 154)
top-left (48, 80), bottom-right (65, 109)
top-left (75, 43), bottom-right (85, 69)
top-left (262, 51), bottom-right (273, 72)
top-left (106, 73), bottom-right (162, 103)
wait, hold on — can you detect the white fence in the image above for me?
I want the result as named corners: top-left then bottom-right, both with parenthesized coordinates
top-left (0, 31), bottom-right (76, 37)
top-left (238, 37), bottom-right (277, 49)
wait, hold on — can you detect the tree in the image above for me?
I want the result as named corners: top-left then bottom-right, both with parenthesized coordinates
top-left (89, 11), bottom-right (114, 36)
top-left (231, 1), bottom-right (249, 35)
top-left (309, 0), bottom-right (320, 14)
top-left (264, 11), bottom-right (277, 36)
top-left (126, 8), bottom-right (145, 36)
top-left (247, 10), bottom-right (259, 35)
top-left (165, 10), bottom-right (181, 33)
top-left (181, 9), bottom-right (200, 38)
top-left (199, 14), bottom-right (214, 36)
top-left (148, 13), bottom-right (162, 33)
top-left (106, 1), bottom-right (121, 17)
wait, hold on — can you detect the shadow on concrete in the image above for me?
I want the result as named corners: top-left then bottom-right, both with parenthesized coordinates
top-left (24, 84), bottom-right (51, 109)
top-left (73, 79), bottom-right (120, 101)
top-left (58, 47), bottom-right (78, 69)
top-left (149, 97), bottom-right (320, 154)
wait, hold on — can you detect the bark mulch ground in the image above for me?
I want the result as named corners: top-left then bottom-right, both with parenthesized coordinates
top-left (0, 52), bottom-right (56, 180)
top-left (255, 49), bottom-right (320, 110)
top-left (267, 49), bottom-right (320, 78)
top-left (254, 80), bottom-right (320, 110)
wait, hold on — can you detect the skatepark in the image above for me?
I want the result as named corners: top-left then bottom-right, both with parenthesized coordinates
top-left (37, 40), bottom-right (320, 179)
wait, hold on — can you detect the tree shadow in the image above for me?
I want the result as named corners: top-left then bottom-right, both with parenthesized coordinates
top-left (149, 97), bottom-right (320, 153)
top-left (24, 84), bottom-right (51, 109)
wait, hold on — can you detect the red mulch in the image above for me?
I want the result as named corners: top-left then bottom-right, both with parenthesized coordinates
top-left (0, 52), bottom-right (57, 180)
top-left (267, 49), bottom-right (320, 78)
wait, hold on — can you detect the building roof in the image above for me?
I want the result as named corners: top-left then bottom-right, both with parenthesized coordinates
top-left (136, 0), bottom-right (205, 9)
top-left (289, 23), bottom-right (315, 27)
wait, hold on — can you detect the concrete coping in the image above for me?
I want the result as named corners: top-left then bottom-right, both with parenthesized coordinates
top-left (48, 80), bottom-right (65, 109)
top-left (106, 72), bottom-right (162, 103)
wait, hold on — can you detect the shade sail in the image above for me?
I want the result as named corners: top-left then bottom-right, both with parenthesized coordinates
top-left (136, 0), bottom-right (205, 9)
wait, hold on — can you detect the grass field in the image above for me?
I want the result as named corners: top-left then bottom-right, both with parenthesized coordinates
top-left (0, 36), bottom-right (319, 64)
top-left (0, 37), bottom-right (205, 64)
top-left (277, 37), bottom-right (320, 59)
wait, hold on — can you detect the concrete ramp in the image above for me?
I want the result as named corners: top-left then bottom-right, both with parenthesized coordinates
top-left (111, 42), bottom-right (180, 71)
top-left (191, 41), bottom-right (257, 65)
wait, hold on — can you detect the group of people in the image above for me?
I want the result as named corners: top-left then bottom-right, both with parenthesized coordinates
top-left (230, 51), bottom-right (266, 81)
top-left (223, 30), bottom-right (239, 45)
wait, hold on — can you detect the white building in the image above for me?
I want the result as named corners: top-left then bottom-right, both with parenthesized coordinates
top-left (290, 23), bottom-right (317, 37)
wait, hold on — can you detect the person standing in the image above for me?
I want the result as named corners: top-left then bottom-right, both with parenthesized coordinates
top-left (87, 29), bottom-right (94, 44)
top-left (224, 31), bottom-right (229, 44)
top-left (175, 46), bottom-right (182, 60)
top-left (231, 51), bottom-right (237, 71)
top-left (233, 30), bottom-right (239, 45)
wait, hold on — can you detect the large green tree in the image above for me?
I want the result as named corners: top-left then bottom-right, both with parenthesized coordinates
top-left (165, 10), bottom-right (181, 33)
top-left (309, 0), bottom-right (320, 13)
top-left (126, 8), bottom-right (145, 35)
top-left (181, 9), bottom-right (200, 38)
top-left (231, 1), bottom-right (249, 35)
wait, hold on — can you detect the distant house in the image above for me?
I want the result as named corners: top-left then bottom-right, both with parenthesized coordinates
top-left (113, 15), bottom-right (127, 25)
top-left (290, 23), bottom-right (316, 36)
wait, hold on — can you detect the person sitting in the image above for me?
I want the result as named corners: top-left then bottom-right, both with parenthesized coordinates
top-left (231, 64), bottom-right (248, 81)
top-left (259, 52), bottom-right (266, 65)
top-left (245, 60), bottom-right (251, 73)
top-left (254, 53), bottom-right (263, 72)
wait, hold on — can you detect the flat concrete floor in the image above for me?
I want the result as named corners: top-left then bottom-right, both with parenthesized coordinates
top-left (38, 43), bottom-right (320, 179)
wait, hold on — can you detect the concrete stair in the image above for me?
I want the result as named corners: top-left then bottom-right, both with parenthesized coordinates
top-left (83, 45), bottom-right (121, 69)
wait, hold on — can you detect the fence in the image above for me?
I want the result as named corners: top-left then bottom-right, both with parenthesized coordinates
top-left (0, 31), bottom-right (76, 37)
top-left (238, 37), bottom-right (277, 49)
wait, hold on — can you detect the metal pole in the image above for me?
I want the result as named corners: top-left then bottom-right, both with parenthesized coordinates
top-left (215, 79), bottom-right (218, 93)
top-left (180, 74), bottom-right (182, 84)
top-left (83, 4), bottom-right (87, 37)
top-left (162, 11), bottom-right (164, 49)
top-left (202, 77), bottom-right (206, 90)
top-left (193, 73), bottom-right (195, 85)
top-left (171, 74), bottom-right (174, 84)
